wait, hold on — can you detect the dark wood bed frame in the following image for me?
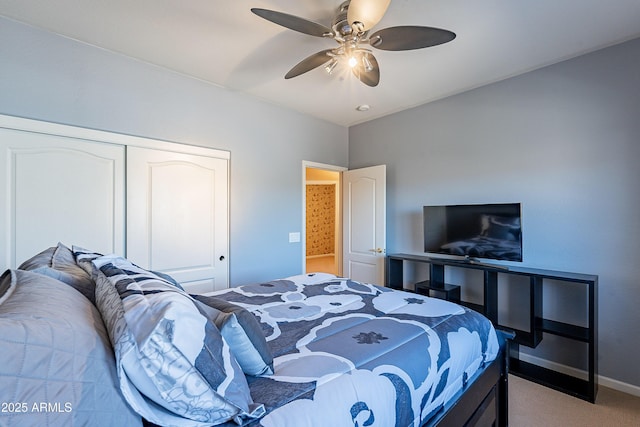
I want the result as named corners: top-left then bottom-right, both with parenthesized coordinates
top-left (425, 331), bottom-right (511, 427)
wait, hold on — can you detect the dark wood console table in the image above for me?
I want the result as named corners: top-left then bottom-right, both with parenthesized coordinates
top-left (386, 253), bottom-right (598, 402)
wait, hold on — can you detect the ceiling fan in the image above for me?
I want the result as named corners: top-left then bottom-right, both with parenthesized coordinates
top-left (251, 0), bottom-right (456, 87)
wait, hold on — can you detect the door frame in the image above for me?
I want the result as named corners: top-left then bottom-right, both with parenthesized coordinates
top-left (301, 161), bottom-right (347, 275)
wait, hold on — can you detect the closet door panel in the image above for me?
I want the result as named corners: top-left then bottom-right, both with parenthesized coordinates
top-left (126, 146), bottom-right (228, 292)
top-left (0, 127), bottom-right (125, 268)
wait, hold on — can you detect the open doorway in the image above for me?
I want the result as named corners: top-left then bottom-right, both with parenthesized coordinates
top-left (302, 162), bottom-right (387, 285)
top-left (303, 162), bottom-right (346, 275)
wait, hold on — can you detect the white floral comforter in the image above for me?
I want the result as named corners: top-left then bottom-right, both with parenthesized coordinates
top-left (214, 274), bottom-right (499, 427)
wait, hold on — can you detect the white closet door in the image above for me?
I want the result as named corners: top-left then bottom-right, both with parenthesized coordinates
top-left (0, 127), bottom-right (125, 269)
top-left (126, 146), bottom-right (229, 293)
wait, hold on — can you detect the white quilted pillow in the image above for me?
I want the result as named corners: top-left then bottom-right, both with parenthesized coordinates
top-left (0, 269), bottom-right (142, 426)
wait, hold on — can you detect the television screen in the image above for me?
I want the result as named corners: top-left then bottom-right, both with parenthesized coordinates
top-left (423, 203), bottom-right (522, 262)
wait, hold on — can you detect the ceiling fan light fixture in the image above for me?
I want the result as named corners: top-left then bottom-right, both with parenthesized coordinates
top-left (347, 0), bottom-right (391, 32)
top-left (362, 55), bottom-right (373, 72)
top-left (252, 1), bottom-right (456, 87)
top-left (325, 58), bottom-right (339, 74)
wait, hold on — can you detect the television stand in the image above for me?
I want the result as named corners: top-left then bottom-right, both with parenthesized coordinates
top-left (415, 280), bottom-right (461, 303)
top-left (386, 253), bottom-right (598, 403)
top-left (461, 256), bottom-right (511, 270)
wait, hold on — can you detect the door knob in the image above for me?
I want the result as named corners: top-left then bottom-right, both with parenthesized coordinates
top-left (370, 248), bottom-right (383, 253)
top-left (219, 255), bottom-right (225, 261)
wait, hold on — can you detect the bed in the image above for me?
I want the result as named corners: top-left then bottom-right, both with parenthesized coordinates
top-left (2, 244), bottom-right (509, 427)
top-left (200, 273), bottom-right (510, 427)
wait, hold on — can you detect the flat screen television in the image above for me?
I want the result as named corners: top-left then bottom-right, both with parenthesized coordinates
top-left (423, 203), bottom-right (522, 262)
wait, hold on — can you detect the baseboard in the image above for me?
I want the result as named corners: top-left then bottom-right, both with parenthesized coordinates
top-left (600, 375), bottom-right (640, 398)
top-left (518, 353), bottom-right (640, 398)
top-left (306, 254), bottom-right (335, 259)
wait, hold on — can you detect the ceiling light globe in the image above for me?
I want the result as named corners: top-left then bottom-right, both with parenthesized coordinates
top-left (347, 0), bottom-right (391, 31)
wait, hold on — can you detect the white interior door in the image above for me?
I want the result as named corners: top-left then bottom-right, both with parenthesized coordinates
top-left (126, 146), bottom-right (228, 293)
top-left (342, 165), bottom-right (386, 285)
top-left (0, 126), bottom-right (125, 269)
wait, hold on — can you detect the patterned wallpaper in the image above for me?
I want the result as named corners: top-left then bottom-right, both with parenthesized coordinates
top-left (306, 184), bottom-right (335, 256)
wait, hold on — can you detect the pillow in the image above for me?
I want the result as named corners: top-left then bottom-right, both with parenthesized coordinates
top-left (0, 269), bottom-right (142, 426)
top-left (72, 245), bottom-right (185, 291)
top-left (72, 245), bottom-right (104, 278)
top-left (17, 245), bottom-right (56, 270)
top-left (18, 243), bottom-right (96, 304)
top-left (193, 295), bottom-right (274, 376)
top-left (0, 269), bottom-right (16, 305)
top-left (92, 254), bottom-right (264, 426)
top-left (149, 269), bottom-right (184, 290)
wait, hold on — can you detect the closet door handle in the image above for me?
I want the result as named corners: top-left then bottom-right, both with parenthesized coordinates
top-left (219, 255), bottom-right (225, 261)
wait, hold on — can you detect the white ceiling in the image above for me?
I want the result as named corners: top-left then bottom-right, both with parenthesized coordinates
top-left (2, 0), bottom-right (640, 127)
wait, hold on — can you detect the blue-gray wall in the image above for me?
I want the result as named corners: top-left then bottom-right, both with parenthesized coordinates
top-left (0, 17), bottom-right (349, 285)
top-left (349, 37), bottom-right (640, 389)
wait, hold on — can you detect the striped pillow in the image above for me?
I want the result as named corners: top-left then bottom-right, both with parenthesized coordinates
top-left (92, 254), bottom-right (264, 426)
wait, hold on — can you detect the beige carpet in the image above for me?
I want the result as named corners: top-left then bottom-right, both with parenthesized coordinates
top-left (509, 375), bottom-right (640, 426)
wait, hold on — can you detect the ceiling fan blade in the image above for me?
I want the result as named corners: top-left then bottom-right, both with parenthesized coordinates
top-left (285, 49), bottom-right (335, 79)
top-left (347, 0), bottom-right (391, 32)
top-left (369, 26), bottom-right (456, 51)
top-left (352, 52), bottom-right (380, 87)
top-left (251, 8), bottom-right (333, 38)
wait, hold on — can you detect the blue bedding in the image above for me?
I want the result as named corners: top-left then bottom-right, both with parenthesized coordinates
top-left (212, 274), bottom-right (500, 427)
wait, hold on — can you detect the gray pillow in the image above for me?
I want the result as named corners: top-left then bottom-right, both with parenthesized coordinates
top-left (18, 243), bottom-right (96, 304)
top-left (0, 269), bottom-right (141, 426)
top-left (193, 295), bottom-right (274, 376)
top-left (0, 269), bottom-right (16, 305)
top-left (17, 246), bottom-right (56, 270)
